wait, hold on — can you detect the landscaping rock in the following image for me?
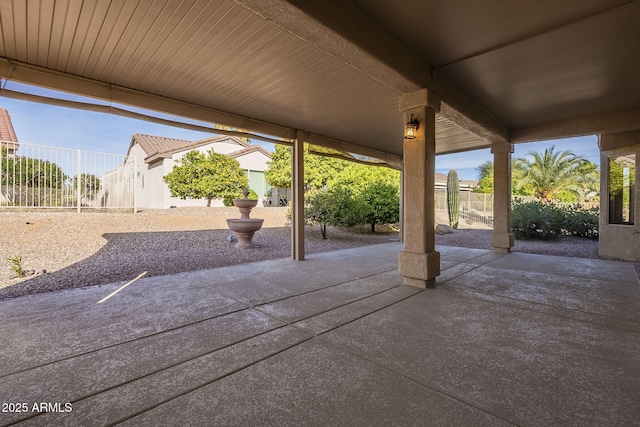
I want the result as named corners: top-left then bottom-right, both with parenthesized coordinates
top-left (435, 224), bottom-right (455, 235)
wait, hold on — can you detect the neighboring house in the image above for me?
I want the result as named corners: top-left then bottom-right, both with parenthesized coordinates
top-left (434, 172), bottom-right (478, 191)
top-left (0, 107), bottom-right (19, 157)
top-left (126, 134), bottom-right (272, 209)
top-left (0, 107), bottom-right (19, 205)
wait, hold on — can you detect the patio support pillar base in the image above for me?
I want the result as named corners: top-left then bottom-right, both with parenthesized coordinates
top-left (398, 89), bottom-right (441, 289)
top-left (490, 233), bottom-right (515, 254)
top-left (399, 250), bottom-right (440, 288)
top-left (491, 141), bottom-right (514, 253)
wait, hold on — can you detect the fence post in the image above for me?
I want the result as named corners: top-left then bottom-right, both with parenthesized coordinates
top-left (77, 149), bottom-right (81, 213)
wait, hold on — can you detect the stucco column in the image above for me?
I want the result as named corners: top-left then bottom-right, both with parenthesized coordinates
top-left (398, 89), bottom-right (441, 288)
top-left (399, 171), bottom-right (404, 243)
top-left (292, 130), bottom-right (305, 260)
top-left (490, 141), bottom-right (515, 253)
top-left (636, 147), bottom-right (640, 235)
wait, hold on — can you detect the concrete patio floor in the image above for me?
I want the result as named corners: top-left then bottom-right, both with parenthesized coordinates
top-left (1, 243), bottom-right (639, 426)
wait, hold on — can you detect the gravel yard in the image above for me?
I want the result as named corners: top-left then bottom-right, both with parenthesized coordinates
top-left (1, 207), bottom-right (600, 299)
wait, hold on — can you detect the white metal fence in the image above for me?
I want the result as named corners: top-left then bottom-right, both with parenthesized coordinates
top-left (435, 189), bottom-right (494, 228)
top-left (1, 141), bottom-right (135, 211)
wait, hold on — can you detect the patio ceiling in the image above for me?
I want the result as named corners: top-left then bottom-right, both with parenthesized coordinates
top-left (0, 0), bottom-right (639, 159)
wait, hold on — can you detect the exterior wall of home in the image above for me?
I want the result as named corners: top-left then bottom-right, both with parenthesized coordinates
top-left (171, 141), bottom-right (231, 162)
top-left (238, 150), bottom-right (271, 204)
top-left (146, 160), bottom-right (170, 209)
top-left (235, 150), bottom-right (269, 170)
top-left (599, 132), bottom-right (639, 262)
top-left (203, 140), bottom-right (246, 155)
top-left (132, 138), bottom-right (272, 209)
top-left (128, 144), bottom-right (158, 209)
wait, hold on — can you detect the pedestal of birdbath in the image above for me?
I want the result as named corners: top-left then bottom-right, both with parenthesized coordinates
top-left (226, 190), bottom-right (264, 248)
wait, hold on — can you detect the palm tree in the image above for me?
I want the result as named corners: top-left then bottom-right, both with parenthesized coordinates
top-left (513, 146), bottom-right (599, 202)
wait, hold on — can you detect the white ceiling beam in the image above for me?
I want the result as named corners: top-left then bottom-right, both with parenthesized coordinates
top-left (1, 57), bottom-right (402, 165)
top-left (308, 133), bottom-right (403, 170)
top-left (510, 109), bottom-right (640, 143)
top-left (232, 0), bottom-right (509, 144)
top-left (0, 58), bottom-right (296, 141)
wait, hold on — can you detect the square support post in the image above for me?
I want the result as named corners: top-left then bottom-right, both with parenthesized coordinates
top-left (398, 89), bottom-right (441, 288)
top-left (490, 141), bottom-right (515, 253)
top-left (292, 130), bottom-right (305, 260)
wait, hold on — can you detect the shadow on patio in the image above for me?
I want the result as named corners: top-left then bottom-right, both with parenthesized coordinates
top-left (0, 226), bottom-right (394, 299)
top-left (0, 243), bottom-right (638, 425)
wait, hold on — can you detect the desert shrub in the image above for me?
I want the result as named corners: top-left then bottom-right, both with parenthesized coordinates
top-left (511, 199), bottom-right (600, 240)
top-left (305, 186), bottom-right (365, 239)
top-left (559, 204), bottom-right (599, 239)
top-left (511, 199), bottom-right (564, 240)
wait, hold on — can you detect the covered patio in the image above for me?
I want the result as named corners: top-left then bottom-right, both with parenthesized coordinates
top-left (1, 244), bottom-right (638, 425)
top-left (1, 2), bottom-right (640, 424)
top-left (1, 0), bottom-right (639, 267)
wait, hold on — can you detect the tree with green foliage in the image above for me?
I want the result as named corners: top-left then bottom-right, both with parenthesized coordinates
top-left (475, 161), bottom-right (494, 194)
top-left (305, 185), bottom-right (365, 239)
top-left (513, 146), bottom-right (598, 202)
top-left (330, 163), bottom-right (400, 232)
top-left (163, 149), bottom-right (248, 207)
top-left (475, 160), bottom-right (534, 196)
top-left (266, 145), bottom-right (400, 234)
top-left (73, 173), bottom-right (101, 201)
top-left (1, 147), bottom-right (67, 188)
top-left (264, 144), bottom-right (347, 189)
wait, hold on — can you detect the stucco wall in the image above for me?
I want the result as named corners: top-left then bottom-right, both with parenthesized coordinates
top-left (599, 223), bottom-right (639, 262)
top-left (133, 138), bottom-right (271, 209)
top-left (599, 133), bottom-right (639, 262)
top-left (236, 150), bottom-right (269, 170)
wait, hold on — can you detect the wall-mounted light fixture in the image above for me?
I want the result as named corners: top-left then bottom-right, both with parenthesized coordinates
top-left (404, 113), bottom-right (419, 139)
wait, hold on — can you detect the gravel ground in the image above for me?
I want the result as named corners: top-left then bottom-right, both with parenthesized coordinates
top-left (1, 207), bottom-right (600, 299)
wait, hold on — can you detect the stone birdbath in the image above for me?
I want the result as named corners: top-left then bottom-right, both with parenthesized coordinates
top-left (226, 189), bottom-right (264, 248)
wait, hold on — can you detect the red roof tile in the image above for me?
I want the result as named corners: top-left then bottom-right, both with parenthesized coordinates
top-left (0, 108), bottom-right (19, 142)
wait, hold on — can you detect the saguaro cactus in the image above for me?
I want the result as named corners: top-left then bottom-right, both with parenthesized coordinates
top-left (447, 169), bottom-right (460, 229)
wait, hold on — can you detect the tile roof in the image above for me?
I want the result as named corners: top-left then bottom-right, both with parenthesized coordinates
top-left (227, 145), bottom-right (272, 160)
top-left (129, 133), bottom-right (269, 163)
top-left (0, 107), bottom-right (19, 143)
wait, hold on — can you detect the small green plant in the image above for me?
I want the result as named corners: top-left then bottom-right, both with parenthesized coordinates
top-left (7, 256), bottom-right (24, 278)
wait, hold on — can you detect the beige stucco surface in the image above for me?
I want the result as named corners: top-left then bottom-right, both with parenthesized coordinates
top-left (599, 133), bottom-right (639, 262)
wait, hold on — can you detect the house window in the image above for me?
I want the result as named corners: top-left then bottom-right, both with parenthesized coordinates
top-left (608, 154), bottom-right (635, 225)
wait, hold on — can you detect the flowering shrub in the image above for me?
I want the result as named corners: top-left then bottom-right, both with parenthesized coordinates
top-left (511, 199), bottom-right (599, 240)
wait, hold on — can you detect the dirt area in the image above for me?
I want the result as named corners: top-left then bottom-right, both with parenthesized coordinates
top-left (0, 207), bottom-right (396, 299)
top-left (0, 207), bottom-right (601, 299)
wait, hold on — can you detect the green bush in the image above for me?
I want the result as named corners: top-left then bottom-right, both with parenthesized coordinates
top-left (559, 204), bottom-right (599, 239)
top-left (305, 186), bottom-right (365, 239)
top-left (511, 199), bottom-right (564, 240)
top-left (511, 200), bottom-right (599, 240)
top-left (223, 189), bottom-right (259, 206)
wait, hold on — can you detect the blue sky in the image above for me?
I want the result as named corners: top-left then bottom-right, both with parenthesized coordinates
top-left (435, 135), bottom-right (600, 180)
top-left (1, 81), bottom-right (600, 181)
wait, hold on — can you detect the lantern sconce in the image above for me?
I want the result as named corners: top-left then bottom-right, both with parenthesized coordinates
top-left (404, 113), bottom-right (419, 139)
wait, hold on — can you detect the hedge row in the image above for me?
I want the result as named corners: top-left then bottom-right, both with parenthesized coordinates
top-left (511, 199), bottom-right (599, 240)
